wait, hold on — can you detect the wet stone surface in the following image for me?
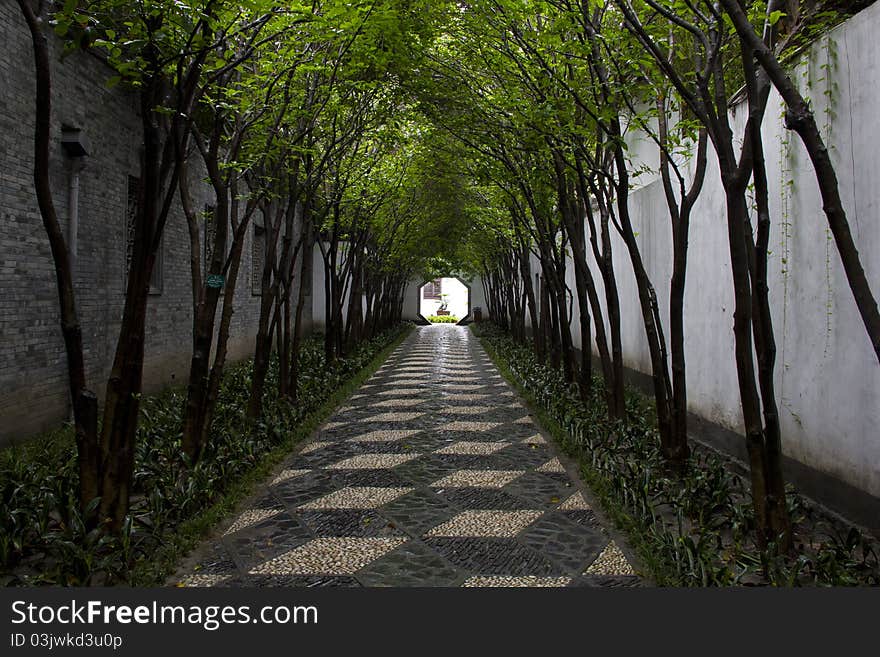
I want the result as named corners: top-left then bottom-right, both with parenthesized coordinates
top-left (172, 325), bottom-right (644, 588)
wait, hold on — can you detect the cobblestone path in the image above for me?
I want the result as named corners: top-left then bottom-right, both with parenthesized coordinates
top-left (174, 325), bottom-right (643, 587)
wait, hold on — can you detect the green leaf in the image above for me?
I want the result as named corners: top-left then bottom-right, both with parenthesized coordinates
top-left (769, 10), bottom-right (786, 25)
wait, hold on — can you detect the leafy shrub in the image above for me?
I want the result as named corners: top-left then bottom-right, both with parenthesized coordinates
top-left (0, 324), bottom-right (408, 586)
top-left (471, 322), bottom-right (880, 586)
top-left (426, 315), bottom-right (458, 323)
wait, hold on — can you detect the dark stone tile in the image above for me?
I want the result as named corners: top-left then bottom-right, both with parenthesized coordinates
top-left (246, 489), bottom-right (285, 511)
top-left (272, 469), bottom-right (336, 504)
top-left (483, 444), bottom-right (552, 469)
top-left (399, 432), bottom-right (454, 452)
top-left (315, 423), bottom-right (355, 437)
top-left (296, 509), bottom-right (404, 538)
top-left (393, 454), bottom-right (461, 486)
top-left (424, 537), bottom-right (564, 576)
top-left (560, 509), bottom-right (604, 529)
top-left (433, 429), bottom-right (512, 444)
top-left (381, 488), bottom-right (459, 536)
top-left (356, 540), bottom-right (463, 587)
top-left (438, 487), bottom-right (532, 511)
top-left (190, 543), bottom-right (238, 576)
top-left (431, 453), bottom-right (486, 469)
top-left (358, 416), bottom-right (438, 432)
top-left (294, 442), bottom-right (363, 468)
top-left (490, 422), bottom-right (546, 439)
top-left (518, 511), bottom-right (607, 573)
top-left (328, 468), bottom-right (415, 488)
top-left (221, 514), bottom-right (314, 569)
top-left (504, 471), bottom-right (574, 509)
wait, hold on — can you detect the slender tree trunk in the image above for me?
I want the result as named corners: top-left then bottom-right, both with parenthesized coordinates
top-left (720, 0), bottom-right (880, 365)
top-left (199, 206), bottom-right (251, 450)
top-left (553, 151), bottom-right (594, 399)
top-left (580, 179), bottom-right (623, 419)
top-left (579, 208), bottom-right (614, 409)
top-left (288, 226), bottom-right (312, 400)
top-left (518, 247), bottom-right (544, 360)
top-left (538, 266), bottom-right (555, 366)
top-left (99, 67), bottom-right (183, 530)
top-left (247, 201), bottom-right (284, 421)
top-left (744, 59), bottom-right (791, 548)
top-left (179, 149), bottom-right (229, 460)
top-left (596, 202), bottom-right (626, 419)
top-left (659, 110), bottom-right (707, 465)
top-left (610, 126), bottom-right (677, 467)
top-left (17, 0), bottom-right (100, 511)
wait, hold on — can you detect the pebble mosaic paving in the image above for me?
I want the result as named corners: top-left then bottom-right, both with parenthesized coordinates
top-left (173, 325), bottom-right (644, 588)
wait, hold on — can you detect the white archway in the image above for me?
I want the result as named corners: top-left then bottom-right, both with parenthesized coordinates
top-left (418, 277), bottom-right (470, 323)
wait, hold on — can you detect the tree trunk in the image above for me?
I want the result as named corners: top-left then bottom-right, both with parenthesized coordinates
top-left (288, 221), bottom-right (313, 400)
top-left (99, 64), bottom-right (182, 530)
top-left (609, 122), bottom-right (678, 467)
top-left (247, 201), bottom-right (284, 421)
top-left (179, 156), bottom-right (229, 460)
top-left (198, 208), bottom-right (251, 450)
top-left (595, 200), bottom-right (626, 419)
top-left (16, 0), bottom-right (100, 512)
top-left (720, 0), bottom-right (880, 365)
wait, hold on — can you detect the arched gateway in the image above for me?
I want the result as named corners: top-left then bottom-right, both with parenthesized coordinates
top-left (417, 276), bottom-right (471, 325)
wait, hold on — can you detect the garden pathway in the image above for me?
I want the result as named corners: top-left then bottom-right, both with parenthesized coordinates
top-left (173, 324), bottom-right (643, 587)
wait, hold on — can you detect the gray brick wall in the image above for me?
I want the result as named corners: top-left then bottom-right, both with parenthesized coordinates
top-left (0, 3), bottom-right (263, 442)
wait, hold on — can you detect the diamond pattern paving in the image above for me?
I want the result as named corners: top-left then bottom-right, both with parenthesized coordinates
top-left (172, 325), bottom-right (643, 587)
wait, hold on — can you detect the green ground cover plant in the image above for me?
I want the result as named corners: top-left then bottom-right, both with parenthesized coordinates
top-left (426, 315), bottom-right (459, 323)
top-left (472, 322), bottom-right (879, 586)
top-left (0, 324), bottom-right (411, 586)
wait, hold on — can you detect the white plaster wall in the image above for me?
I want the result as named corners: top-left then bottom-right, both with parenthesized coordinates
top-left (530, 6), bottom-right (880, 498)
top-left (402, 280), bottom-right (422, 321)
top-left (469, 275), bottom-right (487, 317)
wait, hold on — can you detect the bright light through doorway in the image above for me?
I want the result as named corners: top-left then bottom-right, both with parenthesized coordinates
top-left (419, 277), bottom-right (469, 322)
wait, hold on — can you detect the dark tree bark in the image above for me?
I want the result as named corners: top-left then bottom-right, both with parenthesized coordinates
top-left (16, 0), bottom-right (100, 512)
top-left (288, 211), bottom-right (314, 400)
top-left (719, 0), bottom-right (880, 366)
top-left (99, 58), bottom-right (187, 529)
top-left (576, 162), bottom-right (625, 419)
top-left (179, 126), bottom-right (229, 460)
top-left (579, 165), bottom-right (628, 421)
top-left (657, 93), bottom-right (708, 467)
top-left (552, 149), bottom-right (593, 400)
top-left (247, 197), bottom-right (288, 422)
top-left (614, 0), bottom-right (793, 549)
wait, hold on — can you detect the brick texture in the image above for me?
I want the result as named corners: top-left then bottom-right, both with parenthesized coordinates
top-left (0, 5), bottom-right (264, 442)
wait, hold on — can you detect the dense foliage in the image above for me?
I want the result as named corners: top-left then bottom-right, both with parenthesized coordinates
top-left (0, 325), bottom-right (409, 586)
top-left (473, 322), bottom-right (880, 586)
